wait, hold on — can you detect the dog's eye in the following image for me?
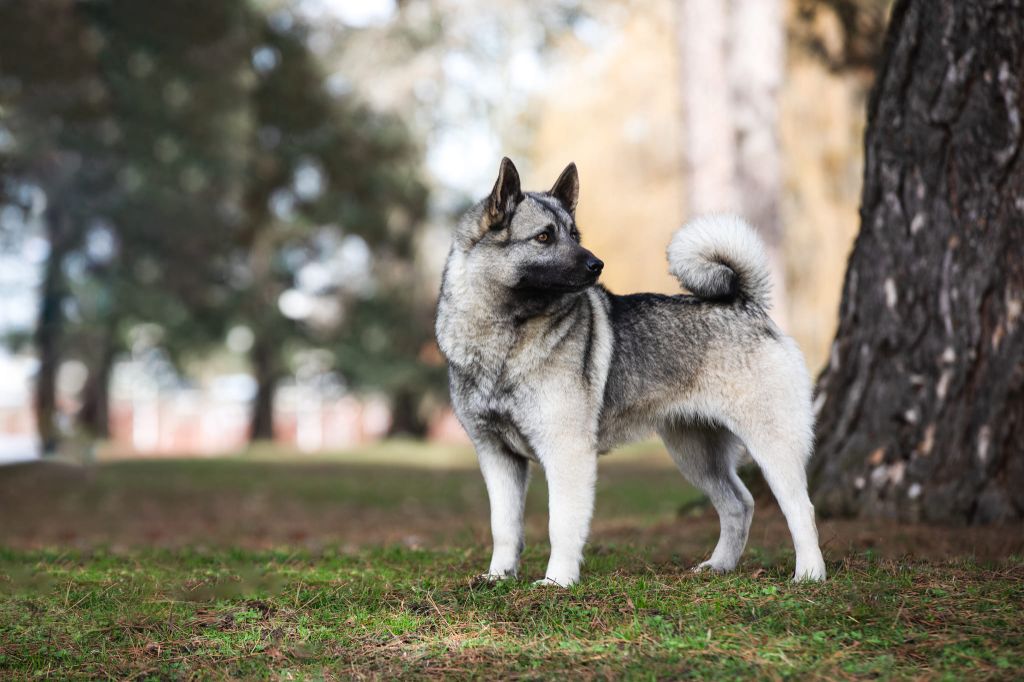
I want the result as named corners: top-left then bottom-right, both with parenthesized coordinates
top-left (570, 229), bottom-right (581, 242)
top-left (535, 232), bottom-right (550, 243)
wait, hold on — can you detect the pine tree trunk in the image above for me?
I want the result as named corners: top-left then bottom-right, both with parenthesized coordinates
top-left (34, 208), bottom-right (73, 456)
top-left (79, 324), bottom-right (117, 439)
top-left (810, 0), bottom-right (1024, 524)
top-left (248, 338), bottom-right (279, 442)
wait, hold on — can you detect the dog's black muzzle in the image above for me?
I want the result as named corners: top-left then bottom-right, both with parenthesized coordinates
top-left (514, 248), bottom-right (605, 293)
top-left (575, 250), bottom-right (604, 286)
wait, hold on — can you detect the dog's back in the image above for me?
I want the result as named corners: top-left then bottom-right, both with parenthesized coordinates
top-left (593, 216), bottom-right (792, 448)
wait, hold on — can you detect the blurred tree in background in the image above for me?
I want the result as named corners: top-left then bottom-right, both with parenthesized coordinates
top-left (64, 0), bottom-right (255, 440)
top-left (793, 0), bottom-right (891, 73)
top-left (0, 0), bottom-right (432, 451)
top-left (233, 14), bottom-right (427, 440)
top-left (1, 2), bottom-right (100, 451)
top-left (334, 278), bottom-right (446, 437)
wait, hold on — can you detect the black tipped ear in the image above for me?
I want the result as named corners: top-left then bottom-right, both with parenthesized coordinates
top-left (487, 157), bottom-right (523, 224)
top-left (549, 162), bottom-right (579, 215)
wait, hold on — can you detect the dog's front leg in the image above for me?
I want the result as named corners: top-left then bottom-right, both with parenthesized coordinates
top-left (537, 446), bottom-right (598, 587)
top-left (475, 438), bottom-right (530, 580)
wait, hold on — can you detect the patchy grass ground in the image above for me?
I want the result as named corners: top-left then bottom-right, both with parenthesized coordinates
top-left (1, 443), bottom-right (1022, 679)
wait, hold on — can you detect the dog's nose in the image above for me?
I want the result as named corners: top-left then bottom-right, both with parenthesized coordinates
top-left (586, 257), bottom-right (604, 274)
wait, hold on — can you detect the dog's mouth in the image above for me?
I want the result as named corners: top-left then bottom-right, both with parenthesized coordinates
top-left (513, 272), bottom-right (599, 294)
top-left (510, 250), bottom-right (604, 295)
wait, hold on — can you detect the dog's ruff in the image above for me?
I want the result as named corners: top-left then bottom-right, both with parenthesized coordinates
top-left (436, 159), bottom-right (826, 586)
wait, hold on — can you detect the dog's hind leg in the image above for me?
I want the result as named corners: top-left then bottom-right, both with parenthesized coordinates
top-left (729, 415), bottom-right (826, 582)
top-left (659, 423), bottom-right (753, 573)
top-left (476, 438), bottom-right (531, 580)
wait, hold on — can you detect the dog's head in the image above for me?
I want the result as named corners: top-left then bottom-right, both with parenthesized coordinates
top-left (455, 158), bottom-right (603, 295)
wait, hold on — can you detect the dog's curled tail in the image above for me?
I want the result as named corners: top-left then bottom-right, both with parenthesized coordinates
top-left (667, 214), bottom-right (772, 309)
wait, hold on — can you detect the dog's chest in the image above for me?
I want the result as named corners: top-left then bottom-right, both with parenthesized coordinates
top-left (450, 352), bottom-right (540, 460)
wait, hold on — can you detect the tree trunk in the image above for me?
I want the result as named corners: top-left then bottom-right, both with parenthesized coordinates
top-left (387, 388), bottom-right (428, 438)
top-left (729, 0), bottom-right (787, 322)
top-left (79, 322), bottom-right (117, 439)
top-left (248, 338), bottom-right (279, 442)
top-left (678, 0), bottom-right (736, 214)
top-left (33, 208), bottom-right (73, 456)
top-left (677, 0), bottom-right (788, 322)
top-left (730, 0), bottom-right (784, 243)
top-left (810, 0), bottom-right (1024, 524)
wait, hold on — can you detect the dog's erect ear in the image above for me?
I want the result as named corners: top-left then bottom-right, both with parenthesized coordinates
top-left (549, 162), bottom-right (579, 215)
top-left (487, 157), bottom-right (523, 226)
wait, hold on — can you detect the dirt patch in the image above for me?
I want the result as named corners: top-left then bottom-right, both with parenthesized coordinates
top-left (597, 513), bottom-right (1024, 564)
top-left (1, 459), bottom-right (1021, 563)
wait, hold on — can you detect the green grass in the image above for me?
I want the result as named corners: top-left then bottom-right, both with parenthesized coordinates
top-left (1, 445), bottom-right (1022, 679)
top-left (2, 548), bottom-right (1021, 679)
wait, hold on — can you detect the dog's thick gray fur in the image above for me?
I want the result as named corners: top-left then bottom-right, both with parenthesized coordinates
top-left (435, 158), bottom-right (826, 586)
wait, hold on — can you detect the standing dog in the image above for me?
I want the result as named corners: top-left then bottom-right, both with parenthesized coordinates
top-left (435, 158), bottom-right (826, 586)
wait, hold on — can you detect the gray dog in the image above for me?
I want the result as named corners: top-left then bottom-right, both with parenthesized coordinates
top-left (435, 158), bottom-right (826, 586)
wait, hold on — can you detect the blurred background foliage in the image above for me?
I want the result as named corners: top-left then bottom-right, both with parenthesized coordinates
top-left (0, 0), bottom-right (889, 457)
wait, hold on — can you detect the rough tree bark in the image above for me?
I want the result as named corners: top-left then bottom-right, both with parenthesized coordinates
top-left (810, 0), bottom-right (1024, 524)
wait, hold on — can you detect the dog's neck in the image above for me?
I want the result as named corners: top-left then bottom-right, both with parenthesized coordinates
top-left (504, 287), bottom-right (583, 324)
top-left (437, 249), bottom-right (588, 367)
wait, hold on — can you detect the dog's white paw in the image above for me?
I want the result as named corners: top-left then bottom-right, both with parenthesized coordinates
top-left (532, 576), bottom-right (574, 588)
top-left (477, 570), bottom-right (515, 583)
top-left (793, 560), bottom-right (827, 583)
top-left (692, 560), bottom-right (734, 574)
